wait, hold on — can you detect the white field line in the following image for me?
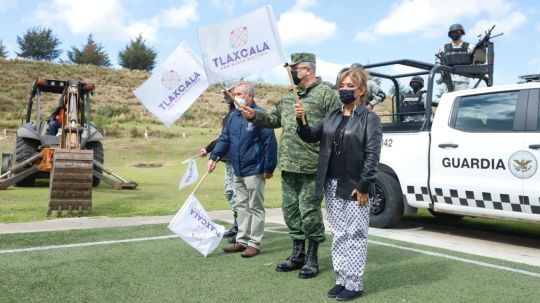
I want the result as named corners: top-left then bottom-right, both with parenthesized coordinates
top-left (0, 235), bottom-right (176, 254)
top-left (1, 228), bottom-right (539, 279)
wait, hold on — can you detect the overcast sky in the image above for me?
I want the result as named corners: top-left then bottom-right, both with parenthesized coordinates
top-left (0, 0), bottom-right (538, 89)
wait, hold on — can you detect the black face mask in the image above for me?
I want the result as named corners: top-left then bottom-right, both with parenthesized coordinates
top-left (224, 95), bottom-right (234, 104)
top-left (410, 82), bottom-right (423, 92)
top-left (291, 71), bottom-right (301, 85)
top-left (339, 89), bottom-right (356, 104)
top-left (449, 31), bottom-right (462, 41)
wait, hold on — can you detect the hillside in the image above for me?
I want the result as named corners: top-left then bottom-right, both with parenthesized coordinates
top-left (0, 59), bottom-right (289, 131)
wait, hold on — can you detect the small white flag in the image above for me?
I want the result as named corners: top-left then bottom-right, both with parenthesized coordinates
top-left (134, 41), bottom-right (210, 126)
top-left (198, 5), bottom-right (286, 84)
top-left (179, 159), bottom-right (199, 190)
top-left (168, 194), bottom-right (225, 257)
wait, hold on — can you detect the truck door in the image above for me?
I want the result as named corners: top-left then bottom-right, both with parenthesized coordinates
top-left (430, 89), bottom-right (527, 219)
top-left (520, 89), bottom-right (540, 219)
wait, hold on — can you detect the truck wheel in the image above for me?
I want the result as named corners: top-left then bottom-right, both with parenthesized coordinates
top-left (369, 172), bottom-right (404, 228)
top-left (14, 137), bottom-right (39, 187)
top-left (428, 209), bottom-right (463, 222)
top-left (86, 141), bottom-right (104, 187)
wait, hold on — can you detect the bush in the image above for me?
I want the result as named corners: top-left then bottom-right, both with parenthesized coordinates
top-left (129, 127), bottom-right (139, 138)
top-left (97, 105), bottom-right (131, 118)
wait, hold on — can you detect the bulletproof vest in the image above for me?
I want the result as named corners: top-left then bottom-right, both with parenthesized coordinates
top-left (401, 91), bottom-right (426, 114)
top-left (443, 42), bottom-right (471, 66)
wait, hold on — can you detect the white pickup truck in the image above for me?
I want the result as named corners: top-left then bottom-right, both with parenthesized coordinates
top-left (364, 60), bottom-right (540, 228)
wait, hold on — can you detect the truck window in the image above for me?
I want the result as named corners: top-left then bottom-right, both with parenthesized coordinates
top-left (453, 91), bottom-right (519, 132)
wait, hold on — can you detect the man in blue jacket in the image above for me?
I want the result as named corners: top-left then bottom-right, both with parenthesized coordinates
top-left (208, 81), bottom-right (277, 258)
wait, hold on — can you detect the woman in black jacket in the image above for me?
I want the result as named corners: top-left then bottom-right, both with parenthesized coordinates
top-left (295, 67), bottom-right (382, 301)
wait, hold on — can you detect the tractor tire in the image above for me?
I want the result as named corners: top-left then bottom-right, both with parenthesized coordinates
top-left (14, 136), bottom-right (39, 187)
top-left (1, 153), bottom-right (12, 177)
top-left (369, 172), bottom-right (404, 228)
top-left (86, 141), bottom-right (104, 187)
top-left (428, 209), bottom-right (464, 222)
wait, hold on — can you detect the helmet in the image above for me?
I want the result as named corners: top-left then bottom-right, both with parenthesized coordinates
top-left (410, 76), bottom-right (424, 89)
top-left (448, 23), bottom-right (465, 37)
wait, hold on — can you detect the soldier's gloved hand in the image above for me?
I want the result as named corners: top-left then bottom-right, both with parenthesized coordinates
top-left (375, 91), bottom-right (386, 102)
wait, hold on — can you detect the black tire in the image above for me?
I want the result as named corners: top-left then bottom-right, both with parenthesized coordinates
top-left (369, 172), bottom-right (404, 228)
top-left (86, 141), bottom-right (104, 187)
top-left (1, 154), bottom-right (12, 177)
top-left (428, 209), bottom-right (464, 222)
top-left (14, 136), bottom-right (39, 187)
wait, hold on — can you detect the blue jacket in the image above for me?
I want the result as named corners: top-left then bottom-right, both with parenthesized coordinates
top-left (210, 102), bottom-right (277, 177)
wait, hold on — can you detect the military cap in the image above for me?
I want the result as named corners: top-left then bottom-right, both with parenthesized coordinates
top-left (290, 52), bottom-right (316, 65)
top-left (219, 78), bottom-right (243, 92)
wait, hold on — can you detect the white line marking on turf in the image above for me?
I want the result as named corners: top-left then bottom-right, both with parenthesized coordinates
top-left (368, 240), bottom-right (540, 279)
top-left (1, 228), bottom-right (539, 279)
top-left (0, 235), bottom-right (176, 254)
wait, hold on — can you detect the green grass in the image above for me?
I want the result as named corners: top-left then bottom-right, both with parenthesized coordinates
top-left (0, 224), bottom-right (539, 303)
top-left (0, 126), bottom-right (284, 223)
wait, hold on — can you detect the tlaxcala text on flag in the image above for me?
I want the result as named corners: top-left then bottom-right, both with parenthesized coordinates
top-left (198, 5), bottom-right (286, 84)
top-left (134, 42), bottom-right (209, 127)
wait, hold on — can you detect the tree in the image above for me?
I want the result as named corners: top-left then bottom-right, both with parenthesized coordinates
top-left (118, 34), bottom-right (157, 72)
top-left (0, 40), bottom-right (7, 59)
top-left (16, 26), bottom-right (62, 61)
top-left (67, 34), bottom-right (111, 66)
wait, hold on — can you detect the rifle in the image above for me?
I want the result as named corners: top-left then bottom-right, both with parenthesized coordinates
top-left (472, 25), bottom-right (503, 64)
top-left (435, 51), bottom-right (453, 88)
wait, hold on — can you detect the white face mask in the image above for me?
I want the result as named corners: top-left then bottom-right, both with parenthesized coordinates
top-left (235, 97), bottom-right (247, 107)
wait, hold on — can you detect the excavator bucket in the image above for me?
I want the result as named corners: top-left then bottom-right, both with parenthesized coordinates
top-left (48, 149), bottom-right (94, 217)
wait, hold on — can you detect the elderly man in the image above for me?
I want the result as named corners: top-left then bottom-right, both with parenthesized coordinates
top-left (208, 81), bottom-right (277, 258)
top-left (239, 53), bottom-right (340, 278)
top-left (199, 80), bottom-right (240, 243)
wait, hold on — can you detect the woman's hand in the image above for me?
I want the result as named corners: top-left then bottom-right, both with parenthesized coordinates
top-left (294, 102), bottom-right (305, 120)
top-left (351, 189), bottom-right (369, 208)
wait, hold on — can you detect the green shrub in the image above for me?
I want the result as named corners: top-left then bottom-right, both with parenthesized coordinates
top-left (97, 105), bottom-right (130, 118)
top-left (129, 127), bottom-right (139, 138)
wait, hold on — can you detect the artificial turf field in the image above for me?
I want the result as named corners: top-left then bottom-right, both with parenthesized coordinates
top-left (0, 223), bottom-right (539, 303)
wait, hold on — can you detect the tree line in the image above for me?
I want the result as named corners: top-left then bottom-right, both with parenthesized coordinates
top-left (0, 26), bottom-right (157, 72)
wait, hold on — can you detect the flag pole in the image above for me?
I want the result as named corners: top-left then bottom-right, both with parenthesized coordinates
top-left (189, 156), bottom-right (220, 196)
top-left (183, 154), bottom-right (200, 162)
top-left (220, 83), bottom-right (241, 108)
top-left (284, 63), bottom-right (306, 125)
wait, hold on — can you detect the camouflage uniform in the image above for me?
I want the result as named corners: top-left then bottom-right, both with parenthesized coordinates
top-left (252, 55), bottom-right (340, 243)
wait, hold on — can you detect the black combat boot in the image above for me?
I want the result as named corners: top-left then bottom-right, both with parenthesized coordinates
top-left (223, 210), bottom-right (238, 238)
top-left (298, 239), bottom-right (319, 279)
top-left (275, 239), bottom-right (305, 272)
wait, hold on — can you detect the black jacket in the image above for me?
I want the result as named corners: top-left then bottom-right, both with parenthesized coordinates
top-left (297, 104), bottom-right (382, 199)
top-left (205, 104), bottom-right (235, 162)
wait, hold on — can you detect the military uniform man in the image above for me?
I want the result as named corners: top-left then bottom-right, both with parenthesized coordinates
top-left (435, 23), bottom-right (474, 101)
top-left (401, 76), bottom-right (427, 122)
top-left (239, 53), bottom-right (340, 279)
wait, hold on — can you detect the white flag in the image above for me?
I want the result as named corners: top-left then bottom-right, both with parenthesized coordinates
top-left (168, 194), bottom-right (225, 257)
top-left (198, 5), bottom-right (286, 84)
top-left (178, 159), bottom-right (199, 190)
top-left (134, 42), bottom-right (209, 126)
